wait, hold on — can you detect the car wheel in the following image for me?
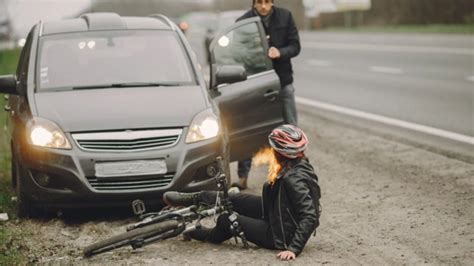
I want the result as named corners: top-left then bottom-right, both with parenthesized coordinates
top-left (11, 150), bottom-right (17, 188)
top-left (14, 158), bottom-right (37, 218)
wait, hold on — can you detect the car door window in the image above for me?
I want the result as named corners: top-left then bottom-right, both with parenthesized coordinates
top-left (213, 22), bottom-right (270, 76)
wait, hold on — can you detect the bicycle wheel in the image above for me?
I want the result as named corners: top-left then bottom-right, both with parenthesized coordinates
top-left (83, 219), bottom-right (180, 257)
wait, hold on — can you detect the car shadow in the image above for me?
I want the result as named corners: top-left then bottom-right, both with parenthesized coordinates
top-left (31, 203), bottom-right (166, 225)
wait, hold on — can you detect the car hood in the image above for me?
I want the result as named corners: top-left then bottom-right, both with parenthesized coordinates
top-left (34, 86), bottom-right (208, 132)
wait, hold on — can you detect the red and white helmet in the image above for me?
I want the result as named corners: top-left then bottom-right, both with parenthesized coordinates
top-left (268, 124), bottom-right (308, 159)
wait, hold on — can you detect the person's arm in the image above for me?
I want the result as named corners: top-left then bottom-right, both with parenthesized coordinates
top-left (282, 172), bottom-right (318, 256)
top-left (277, 12), bottom-right (301, 61)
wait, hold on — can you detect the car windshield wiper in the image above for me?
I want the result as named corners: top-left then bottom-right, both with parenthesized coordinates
top-left (72, 84), bottom-right (112, 90)
top-left (73, 82), bottom-right (181, 90)
top-left (111, 82), bottom-right (183, 87)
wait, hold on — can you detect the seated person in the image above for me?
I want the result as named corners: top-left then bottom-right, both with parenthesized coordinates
top-left (164, 125), bottom-right (321, 261)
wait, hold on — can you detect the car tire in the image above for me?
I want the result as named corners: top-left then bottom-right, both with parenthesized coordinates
top-left (11, 149), bottom-right (17, 188)
top-left (14, 157), bottom-right (38, 218)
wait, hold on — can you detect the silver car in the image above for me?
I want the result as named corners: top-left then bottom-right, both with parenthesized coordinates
top-left (0, 13), bottom-right (283, 217)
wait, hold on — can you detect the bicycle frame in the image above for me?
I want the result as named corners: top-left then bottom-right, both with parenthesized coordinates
top-left (83, 157), bottom-right (233, 257)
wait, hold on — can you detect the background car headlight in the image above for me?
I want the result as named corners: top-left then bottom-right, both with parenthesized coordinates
top-left (186, 109), bottom-right (220, 143)
top-left (27, 117), bottom-right (71, 149)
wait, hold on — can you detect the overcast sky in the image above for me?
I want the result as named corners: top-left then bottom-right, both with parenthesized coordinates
top-left (3, 0), bottom-right (91, 38)
top-left (2, 0), bottom-right (217, 38)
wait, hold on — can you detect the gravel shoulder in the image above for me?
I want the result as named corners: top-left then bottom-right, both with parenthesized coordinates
top-left (4, 108), bottom-right (473, 265)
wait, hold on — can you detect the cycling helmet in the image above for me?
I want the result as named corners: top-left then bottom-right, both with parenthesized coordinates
top-left (268, 124), bottom-right (308, 159)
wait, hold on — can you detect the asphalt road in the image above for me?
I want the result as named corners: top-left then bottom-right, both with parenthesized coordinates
top-left (190, 31), bottom-right (473, 156)
top-left (6, 107), bottom-right (473, 265)
top-left (294, 32), bottom-right (473, 138)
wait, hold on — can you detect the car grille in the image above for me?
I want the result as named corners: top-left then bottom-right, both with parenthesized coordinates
top-left (87, 174), bottom-right (174, 191)
top-left (72, 129), bottom-right (182, 152)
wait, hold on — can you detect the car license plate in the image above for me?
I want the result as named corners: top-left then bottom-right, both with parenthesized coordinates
top-left (95, 160), bottom-right (167, 178)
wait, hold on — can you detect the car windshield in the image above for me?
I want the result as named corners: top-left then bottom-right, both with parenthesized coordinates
top-left (37, 30), bottom-right (195, 91)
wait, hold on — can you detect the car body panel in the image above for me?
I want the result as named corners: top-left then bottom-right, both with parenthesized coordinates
top-left (34, 86), bottom-right (207, 132)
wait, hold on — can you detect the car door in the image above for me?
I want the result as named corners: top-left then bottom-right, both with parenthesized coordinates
top-left (209, 17), bottom-right (284, 162)
top-left (6, 29), bottom-right (34, 144)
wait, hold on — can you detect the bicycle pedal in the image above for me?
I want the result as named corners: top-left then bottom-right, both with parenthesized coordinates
top-left (132, 199), bottom-right (146, 216)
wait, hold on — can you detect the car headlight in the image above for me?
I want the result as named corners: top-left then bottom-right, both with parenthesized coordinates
top-left (27, 117), bottom-right (72, 149)
top-left (186, 109), bottom-right (220, 143)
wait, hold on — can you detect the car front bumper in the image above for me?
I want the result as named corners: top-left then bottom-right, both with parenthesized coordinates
top-left (17, 132), bottom-right (224, 209)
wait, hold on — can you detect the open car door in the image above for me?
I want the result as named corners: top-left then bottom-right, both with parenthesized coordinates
top-left (209, 17), bottom-right (284, 162)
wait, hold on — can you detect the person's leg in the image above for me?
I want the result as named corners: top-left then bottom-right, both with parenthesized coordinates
top-left (234, 158), bottom-right (252, 189)
top-left (229, 193), bottom-right (262, 219)
top-left (199, 191), bottom-right (263, 220)
top-left (187, 192), bottom-right (273, 248)
top-left (205, 213), bottom-right (275, 250)
top-left (237, 215), bottom-right (275, 249)
top-left (281, 83), bottom-right (298, 125)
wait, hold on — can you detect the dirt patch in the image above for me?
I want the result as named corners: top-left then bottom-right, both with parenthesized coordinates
top-left (3, 111), bottom-right (473, 265)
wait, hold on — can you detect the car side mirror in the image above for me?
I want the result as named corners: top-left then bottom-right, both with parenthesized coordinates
top-left (0, 75), bottom-right (18, 95)
top-left (215, 65), bottom-right (247, 87)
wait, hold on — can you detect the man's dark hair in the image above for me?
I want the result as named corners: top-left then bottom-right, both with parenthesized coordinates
top-left (253, 0), bottom-right (274, 4)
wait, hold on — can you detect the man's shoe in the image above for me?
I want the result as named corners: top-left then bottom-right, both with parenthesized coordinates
top-left (163, 191), bottom-right (200, 207)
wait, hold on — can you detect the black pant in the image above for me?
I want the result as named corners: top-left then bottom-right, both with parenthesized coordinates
top-left (200, 191), bottom-right (276, 250)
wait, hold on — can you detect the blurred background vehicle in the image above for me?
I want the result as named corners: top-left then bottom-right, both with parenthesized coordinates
top-left (0, 0), bottom-right (12, 41)
top-left (0, 14), bottom-right (11, 40)
top-left (178, 11), bottom-right (216, 35)
top-left (178, 11), bottom-right (217, 67)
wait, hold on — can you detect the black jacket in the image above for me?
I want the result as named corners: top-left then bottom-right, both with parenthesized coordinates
top-left (262, 157), bottom-right (321, 256)
top-left (237, 7), bottom-right (301, 87)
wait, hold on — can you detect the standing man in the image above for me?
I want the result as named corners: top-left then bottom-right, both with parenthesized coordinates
top-left (233, 0), bottom-right (301, 190)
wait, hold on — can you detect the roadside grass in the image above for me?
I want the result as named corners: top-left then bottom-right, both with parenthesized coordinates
top-left (0, 107), bottom-right (13, 215)
top-left (0, 48), bottom-right (19, 216)
top-left (323, 24), bottom-right (474, 34)
top-left (0, 48), bottom-right (20, 74)
top-left (0, 48), bottom-right (24, 264)
top-left (0, 227), bottom-right (24, 265)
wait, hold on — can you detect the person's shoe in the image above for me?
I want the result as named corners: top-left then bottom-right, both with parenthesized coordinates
top-left (183, 227), bottom-right (212, 242)
top-left (163, 191), bottom-right (200, 207)
top-left (227, 186), bottom-right (240, 195)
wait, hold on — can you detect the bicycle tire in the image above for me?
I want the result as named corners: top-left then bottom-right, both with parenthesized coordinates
top-left (83, 219), bottom-right (180, 257)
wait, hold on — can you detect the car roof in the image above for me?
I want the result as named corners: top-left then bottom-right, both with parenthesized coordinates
top-left (41, 13), bottom-right (174, 36)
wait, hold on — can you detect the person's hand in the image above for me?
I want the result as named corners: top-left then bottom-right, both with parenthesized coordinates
top-left (268, 46), bottom-right (281, 59)
top-left (276, 250), bottom-right (296, 260)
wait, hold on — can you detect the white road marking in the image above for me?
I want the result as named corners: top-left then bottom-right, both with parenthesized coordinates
top-left (296, 97), bottom-right (474, 145)
top-left (466, 76), bottom-right (474, 82)
top-left (307, 59), bottom-right (331, 67)
top-left (370, 66), bottom-right (403, 75)
top-left (303, 42), bottom-right (474, 55)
